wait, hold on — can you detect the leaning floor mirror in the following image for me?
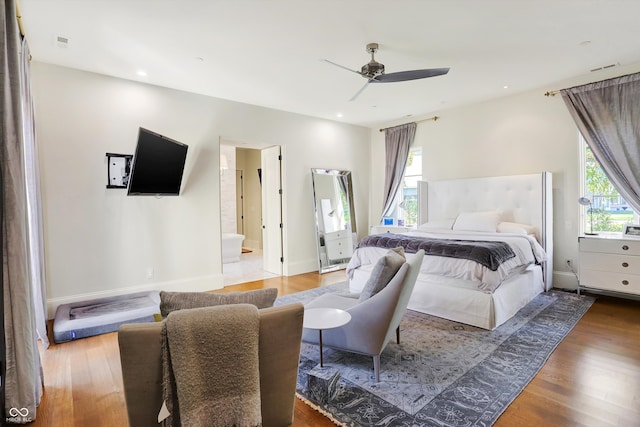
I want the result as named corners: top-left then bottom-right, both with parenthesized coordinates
top-left (311, 169), bottom-right (357, 273)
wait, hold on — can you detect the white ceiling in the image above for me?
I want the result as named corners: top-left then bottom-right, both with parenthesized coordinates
top-left (19, 0), bottom-right (640, 127)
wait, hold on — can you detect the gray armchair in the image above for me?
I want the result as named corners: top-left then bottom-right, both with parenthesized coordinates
top-left (302, 249), bottom-right (424, 382)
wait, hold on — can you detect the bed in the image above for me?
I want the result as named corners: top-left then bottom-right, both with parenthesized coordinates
top-left (348, 172), bottom-right (553, 330)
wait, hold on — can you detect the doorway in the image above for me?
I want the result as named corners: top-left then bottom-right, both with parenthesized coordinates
top-left (220, 142), bottom-right (282, 286)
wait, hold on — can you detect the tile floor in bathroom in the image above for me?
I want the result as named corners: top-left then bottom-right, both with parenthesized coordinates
top-left (222, 249), bottom-right (279, 286)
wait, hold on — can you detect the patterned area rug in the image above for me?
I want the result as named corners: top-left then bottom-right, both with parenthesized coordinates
top-left (276, 283), bottom-right (594, 426)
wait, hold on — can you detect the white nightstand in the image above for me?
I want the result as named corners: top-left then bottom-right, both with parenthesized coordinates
top-left (578, 234), bottom-right (640, 297)
top-left (324, 230), bottom-right (353, 260)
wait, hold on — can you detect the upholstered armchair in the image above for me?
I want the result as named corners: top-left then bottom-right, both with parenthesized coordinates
top-left (118, 302), bottom-right (304, 427)
top-left (302, 249), bottom-right (425, 382)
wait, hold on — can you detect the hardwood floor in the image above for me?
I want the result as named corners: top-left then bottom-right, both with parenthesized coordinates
top-left (32, 273), bottom-right (640, 427)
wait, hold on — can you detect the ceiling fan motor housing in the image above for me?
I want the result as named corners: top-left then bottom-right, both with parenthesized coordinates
top-left (361, 61), bottom-right (385, 78)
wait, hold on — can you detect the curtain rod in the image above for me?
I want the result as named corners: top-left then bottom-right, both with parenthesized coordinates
top-left (16, 2), bottom-right (25, 37)
top-left (545, 71), bottom-right (640, 97)
top-left (379, 115), bottom-right (439, 132)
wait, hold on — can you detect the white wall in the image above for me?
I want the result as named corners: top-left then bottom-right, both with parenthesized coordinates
top-left (37, 59), bottom-right (633, 313)
top-left (370, 64), bottom-right (640, 290)
top-left (219, 144), bottom-right (237, 233)
top-left (236, 148), bottom-right (263, 249)
top-left (32, 63), bottom-right (370, 317)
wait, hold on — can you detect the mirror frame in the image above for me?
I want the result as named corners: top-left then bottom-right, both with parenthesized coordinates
top-left (311, 168), bottom-right (357, 273)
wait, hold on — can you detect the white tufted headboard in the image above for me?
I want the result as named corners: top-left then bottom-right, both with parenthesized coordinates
top-left (419, 172), bottom-right (553, 289)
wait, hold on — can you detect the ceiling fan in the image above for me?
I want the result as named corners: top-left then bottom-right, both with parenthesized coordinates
top-left (323, 43), bottom-right (449, 101)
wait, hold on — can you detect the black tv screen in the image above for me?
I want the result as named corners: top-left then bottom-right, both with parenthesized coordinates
top-left (127, 128), bottom-right (188, 196)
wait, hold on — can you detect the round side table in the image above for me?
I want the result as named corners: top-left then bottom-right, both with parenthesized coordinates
top-left (303, 307), bottom-right (351, 367)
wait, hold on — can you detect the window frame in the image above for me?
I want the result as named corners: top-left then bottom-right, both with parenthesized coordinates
top-left (395, 146), bottom-right (422, 228)
top-left (579, 134), bottom-right (638, 234)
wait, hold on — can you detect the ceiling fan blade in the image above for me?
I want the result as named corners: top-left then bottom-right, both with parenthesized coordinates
top-left (322, 59), bottom-right (363, 76)
top-left (373, 68), bottom-right (449, 83)
top-left (349, 79), bottom-right (373, 102)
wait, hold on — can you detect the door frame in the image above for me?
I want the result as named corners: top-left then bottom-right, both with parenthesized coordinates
top-left (218, 139), bottom-right (285, 278)
top-left (260, 145), bottom-right (284, 275)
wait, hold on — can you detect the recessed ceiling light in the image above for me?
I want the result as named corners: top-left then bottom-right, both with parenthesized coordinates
top-left (503, 85), bottom-right (509, 89)
top-left (137, 70), bottom-right (147, 77)
top-left (336, 113), bottom-right (343, 118)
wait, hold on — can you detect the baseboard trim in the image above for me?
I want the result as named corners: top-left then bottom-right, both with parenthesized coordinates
top-left (284, 258), bottom-right (322, 277)
top-left (49, 270), bottom-right (574, 318)
top-left (552, 270), bottom-right (579, 291)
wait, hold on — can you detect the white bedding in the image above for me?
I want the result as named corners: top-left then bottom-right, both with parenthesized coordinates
top-left (346, 230), bottom-right (546, 293)
top-left (352, 172), bottom-right (553, 330)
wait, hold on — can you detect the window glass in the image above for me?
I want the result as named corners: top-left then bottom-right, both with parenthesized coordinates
top-left (397, 148), bottom-right (422, 228)
top-left (582, 138), bottom-right (637, 233)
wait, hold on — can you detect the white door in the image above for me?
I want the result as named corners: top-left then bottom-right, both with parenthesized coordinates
top-left (261, 146), bottom-right (283, 275)
top-left (236, 170), bottom-right (244, 234)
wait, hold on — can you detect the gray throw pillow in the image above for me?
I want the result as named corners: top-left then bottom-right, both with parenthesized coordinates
top-left (358, 247), bottom-right (406, 302)
top-left (160, 287), bottom-right (278, 317)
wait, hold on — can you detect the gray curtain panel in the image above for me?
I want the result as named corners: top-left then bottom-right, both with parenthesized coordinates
top-left (20, 38), bottom-right (49, 350)
top-left (561, 72), bottom-right (640, 213)
top-left (1, 0), bottom-right (44, 423)
top-left (380, 122), bottom-right (416, 221)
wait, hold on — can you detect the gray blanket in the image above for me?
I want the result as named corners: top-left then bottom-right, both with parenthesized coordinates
top-left (161, 304), bottom-right (261, 427)
top-left (358, 233), bottom-right (515, 271)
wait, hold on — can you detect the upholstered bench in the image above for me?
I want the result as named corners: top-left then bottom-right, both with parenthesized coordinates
top-left (53, 291), bottom-right (159, 343)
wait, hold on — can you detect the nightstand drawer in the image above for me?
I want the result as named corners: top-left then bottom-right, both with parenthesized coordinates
top-left (579, 237), bottom-right (640, 256)
top-left (579, 269), bottom-right (640, 294)
top-left (326, 238), bottom-right (353, 260)
top-left (580, 252), bottom-right (640, 275)
top-left (324, 230), bottom-right (351, 241)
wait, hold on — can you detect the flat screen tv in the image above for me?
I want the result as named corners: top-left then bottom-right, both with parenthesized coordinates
top-left (127, 128), bottom-right (188, 196)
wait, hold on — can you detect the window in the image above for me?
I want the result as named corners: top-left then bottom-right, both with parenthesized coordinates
top-left (580, 136), bottom-right (637, 233)
top-left (396, 147), bottom-right (422, 228)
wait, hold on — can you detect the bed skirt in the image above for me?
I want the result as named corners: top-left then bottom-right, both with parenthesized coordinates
top-left (349, 264), bottom-right (544, 330)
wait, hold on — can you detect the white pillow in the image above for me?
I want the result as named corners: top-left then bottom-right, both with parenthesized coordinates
top-left (452, 211), bottom-right (501, 232)
top-left (497, 222), bottom-right (536, 235)
top-left (417, 218), bottom-right (455, 231)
